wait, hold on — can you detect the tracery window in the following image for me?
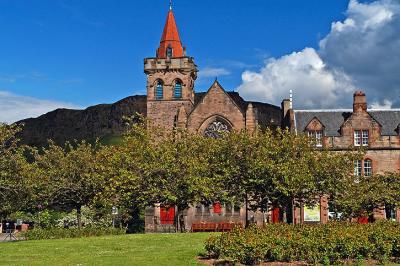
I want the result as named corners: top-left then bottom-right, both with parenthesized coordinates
top-left (204, 120), bottom-right (230, 138)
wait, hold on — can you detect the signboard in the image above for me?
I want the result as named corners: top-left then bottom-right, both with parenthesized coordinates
top-left (304, 204), bottom-right (321, 222)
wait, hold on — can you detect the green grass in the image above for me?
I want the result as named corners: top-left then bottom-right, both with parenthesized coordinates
top-left (0, 233), bottom-right (213, 266)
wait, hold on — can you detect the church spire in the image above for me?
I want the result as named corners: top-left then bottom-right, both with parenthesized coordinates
top-left (156, 5), bottom-right (184, 58)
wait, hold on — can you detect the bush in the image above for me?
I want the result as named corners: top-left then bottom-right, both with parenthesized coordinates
top-left (205, 221), bottom-right (400, 265)
top-left (20, 227), bottom-right (126, 240)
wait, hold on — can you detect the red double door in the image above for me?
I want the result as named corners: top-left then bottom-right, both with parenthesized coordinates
top-left (160, 206), bottom-right (175, 225)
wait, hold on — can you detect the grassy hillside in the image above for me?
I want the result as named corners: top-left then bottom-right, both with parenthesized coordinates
top-left (0, 233), bottom-right (213, 266)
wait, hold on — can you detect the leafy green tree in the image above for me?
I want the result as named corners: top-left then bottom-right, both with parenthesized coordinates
top-left (0, 123), bottom-right (33, 220)
top-left (34, 141), bottom-right (102, 228)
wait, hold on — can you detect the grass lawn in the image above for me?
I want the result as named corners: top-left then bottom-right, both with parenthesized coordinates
top-left (0, 233), bottom-right (213, 266)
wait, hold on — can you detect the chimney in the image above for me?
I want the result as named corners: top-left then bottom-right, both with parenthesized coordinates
top-left (353, 91), bottom-right (367, 112)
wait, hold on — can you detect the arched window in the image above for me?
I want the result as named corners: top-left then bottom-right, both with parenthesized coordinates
top-left (155, 80), bottom-right (163, 100)
top-left (166, 47), bottom-right (173, 58)
top-left (174, 81), bottom-right (182, 99)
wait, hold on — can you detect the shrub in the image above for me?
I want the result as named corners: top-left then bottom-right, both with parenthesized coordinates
top-left (204, 221), bottom-right (400, 265)
top-left (20, 227), bottom-right (126, 240)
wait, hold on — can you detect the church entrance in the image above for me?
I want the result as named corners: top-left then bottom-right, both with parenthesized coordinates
top-left (160, 205), bottom-right (175, 225)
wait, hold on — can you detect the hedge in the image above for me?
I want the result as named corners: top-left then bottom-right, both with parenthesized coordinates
top-left (20, 227), bottom-right (126, 240)
top-left (205, 221), bottom-right (400, 265)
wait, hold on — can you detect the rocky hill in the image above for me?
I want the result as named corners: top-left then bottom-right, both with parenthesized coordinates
top-left (17, 95), bottom-right (147, 147)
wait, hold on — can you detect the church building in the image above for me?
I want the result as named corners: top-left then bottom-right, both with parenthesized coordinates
top-left (143, 6), bottom-right (399, 232)
top-left (143, 6), bottom-right (282, 232)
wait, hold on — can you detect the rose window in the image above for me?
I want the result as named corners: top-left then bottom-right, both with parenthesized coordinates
top-left (204, 121), bottom-right (230, 138)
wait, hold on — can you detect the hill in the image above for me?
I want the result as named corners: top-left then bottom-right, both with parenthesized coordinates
top-left (16, 95), bottom-right (147, 147)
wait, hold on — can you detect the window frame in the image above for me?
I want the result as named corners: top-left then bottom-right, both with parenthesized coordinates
top-left (173, 80), bottom-right (182, 99)
top-left (155, 80), bottom-right (164, 100)
top-left (364, 159), bottom-right (372, 177)
top-left (354, 130), bottom-right (369, 147)
top-left (307, 130), bottom-right (324, 147)
top-left (354, 160), bottom-right (362, 177)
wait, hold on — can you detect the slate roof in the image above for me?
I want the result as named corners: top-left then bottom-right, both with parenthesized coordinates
top-left (294, 109), bottom-right (400, 136)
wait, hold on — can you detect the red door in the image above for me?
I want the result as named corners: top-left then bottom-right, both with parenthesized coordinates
top-left (272, 207), bottom-right (280, 223)
top-left (160, 206), bottom-right (175, 225)
top-left (213, 202), bottom-right (222, 214)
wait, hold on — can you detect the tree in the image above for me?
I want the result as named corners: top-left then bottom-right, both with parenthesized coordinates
top-left (34, 141), bottom-right (102, 228)
top-left (0, 123), bottom-right (33, 220)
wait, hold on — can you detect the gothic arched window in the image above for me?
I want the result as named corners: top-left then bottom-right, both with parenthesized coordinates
top-left (166, 47), bottom-right (173, 58)
top-left (155, 80), bottom-right (163, 100)
top-left (174, 81), bottom-right (182, 99)
top-left (204, 119), bottom-right (231, 138)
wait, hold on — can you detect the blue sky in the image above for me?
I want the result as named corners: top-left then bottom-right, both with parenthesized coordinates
top-left (1, 0), bottom-right (399, 122)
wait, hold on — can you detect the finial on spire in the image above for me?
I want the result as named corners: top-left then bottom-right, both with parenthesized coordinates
top-left (169, 0), bottom-right (172, 10)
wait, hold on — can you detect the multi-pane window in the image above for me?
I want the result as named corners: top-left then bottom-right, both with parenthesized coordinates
top-left (354, 130), bottom-right (369, 146)
top-left (354, 160), bottom-right (362, 176)
top-left (364, 159), bottom-right (372, 176)
top-left (354, 159), bottom-right (373, 177)
top-left (174, 81), bottom-right (182, 99)
top-left (155, 80), bottom-right (163, 100)
top-left (308, 130), bottom-right (323, 147)
top-left (362, 131), bottom-right (369, 146)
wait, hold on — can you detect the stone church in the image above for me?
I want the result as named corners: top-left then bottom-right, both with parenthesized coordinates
top-left (143, 7), bottom-right (400, 232)
top-left (144, 7), bottom-right (282, 232)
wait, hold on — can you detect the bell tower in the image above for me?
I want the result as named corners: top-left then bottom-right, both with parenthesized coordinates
top-left (144, 5), bottom-right (198, 130)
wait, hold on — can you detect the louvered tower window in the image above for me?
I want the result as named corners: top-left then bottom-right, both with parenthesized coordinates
top-left (174, 81), bottom-right (182, 99)
top-left (166, 47), bottom-right (173, 58)
top-left (155, 80), bottom-right (163, 100)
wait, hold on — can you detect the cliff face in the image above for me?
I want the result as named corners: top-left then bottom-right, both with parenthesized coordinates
top-left (17, 95), bottom-right (147, 147)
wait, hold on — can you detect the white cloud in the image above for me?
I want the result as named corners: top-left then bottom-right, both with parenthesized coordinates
top-left (370, 99), bottom-right (393, 109)
top-left (238, 0), bottom-right (400, 109)
top-left (0, 91), bottom-right (80, 124)
top-left (198, 67), bottom-right (231, 79)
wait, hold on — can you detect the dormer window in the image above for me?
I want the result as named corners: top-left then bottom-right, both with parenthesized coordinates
top-left (307, 130), bottom-right (323, 147)
top-left (166, 47), bottom-right (173, 58)
top-left (354, 130), bottom-right (368, 146)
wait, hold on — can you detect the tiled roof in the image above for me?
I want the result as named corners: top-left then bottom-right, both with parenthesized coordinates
top-left (294, 109), bottom-right (400, 136)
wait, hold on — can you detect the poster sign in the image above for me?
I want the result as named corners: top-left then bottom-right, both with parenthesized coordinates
top-left (304, 204), bottom-right (321, 222)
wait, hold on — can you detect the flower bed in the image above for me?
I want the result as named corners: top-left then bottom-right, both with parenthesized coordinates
top-left (204, 222), bottom-right (400, 265)
top-left (20, 227), bottom-right (126, 240)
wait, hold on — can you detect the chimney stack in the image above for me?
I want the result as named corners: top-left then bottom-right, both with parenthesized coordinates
top-left (353, 91), bottom-right (367, 112)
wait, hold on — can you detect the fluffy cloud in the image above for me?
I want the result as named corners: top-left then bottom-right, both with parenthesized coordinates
top-left (0, 91), bottom-right (80, 124)
top-left (238, 0), bottom-right (400, 109)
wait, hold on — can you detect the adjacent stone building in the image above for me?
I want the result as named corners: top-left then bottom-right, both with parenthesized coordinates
top-left (286, 91), bottom-right (400, 223)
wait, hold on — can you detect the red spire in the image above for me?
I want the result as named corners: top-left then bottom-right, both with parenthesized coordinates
top-left (157, 9), bottom-right (184, 58)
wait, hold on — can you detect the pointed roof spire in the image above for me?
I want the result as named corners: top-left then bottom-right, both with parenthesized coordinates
top-left (157, 5), bottom-right (184, 58)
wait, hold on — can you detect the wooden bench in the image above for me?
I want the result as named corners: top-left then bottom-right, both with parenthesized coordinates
top-left (191, 222), bottom-right (243, 232)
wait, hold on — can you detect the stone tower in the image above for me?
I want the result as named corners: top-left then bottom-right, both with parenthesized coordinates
top-left (144, 6), bottom-right (198, 130)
